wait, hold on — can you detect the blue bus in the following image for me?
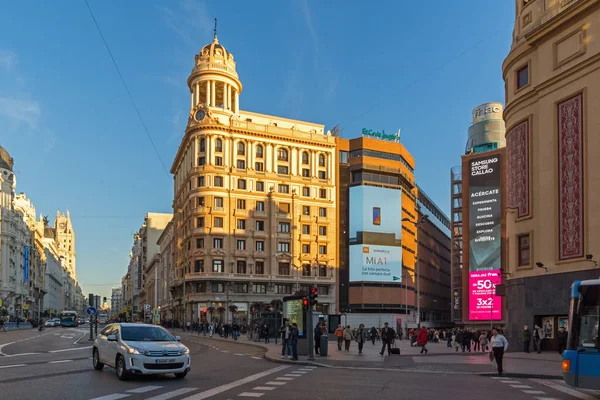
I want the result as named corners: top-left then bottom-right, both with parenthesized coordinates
top-left (562, 279), bottom-right (600, 389)
top-left (60, 311), bottom-right (79, 327)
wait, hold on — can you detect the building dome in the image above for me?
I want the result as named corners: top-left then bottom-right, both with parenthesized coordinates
top-left (199, 37), bottom-right (231, 62)
top-left (0, 146), bottom-right (13, 171)
top-left (191, 34), bottom-right (240, 83)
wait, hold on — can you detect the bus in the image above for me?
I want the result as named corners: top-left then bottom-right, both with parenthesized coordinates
top-left (98, 312), bottom-right (108, 324)
top-left (60, 311), bottom-right (79, 327)
top-left (562, 279), bottom-right (600, 390)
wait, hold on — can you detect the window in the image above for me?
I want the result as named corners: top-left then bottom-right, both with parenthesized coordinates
top-left (214, 217), bottom-right (223, 228)
top-left (279, 262), bottom-right (291, 276)
top-left (277, 165), bottom-right (289, 175)
top-left (319, 264), bottom-right (327, 277)
top-left (279, 222), bottom-right (290, 233)
top-left (339, 151), bottom-right (348, 164)
top-left (214, 197), bottom-right (224, 207)
top-left (255, 220), bottom-right (265, 231)
top-left (211, 282), bottom-right (224, 292)
top-left (200, 138), bottom-right (206, 152)
top-left (213, 238), bottom-right (223, 248)
top-left (279, 203), bottom-right (290, 213)
top-left (256, 181), bottom-right (264, 191)
top-left (195, 283), bottom-right (207, 293)
top-left (198, 196), bottom-right (205, 206)
top-left (194, 260), bottom-right (204, 273)
top-left (319, 226), bottom-right (327, 236)
top-left (253, 283), bottom-right (267, 294)
top-left (319, 245), bottom-right (327, 255)
top-left (302, 225), bottom-right (310, 235)
top-left (255, 162), bottom-right (264, 172)
top-left (197, 176), bottom-right (205, 187)
top-left (255, 241), bottom-right (265, 251)
top-left (277, 242), bottom-right (290, 253)
top-left (237, 219), bottom-right (246, 230)
top-left (300, 264), bottom-right (310, 277)
top-left (318, 171), bottom-right (326, 180)
top-left (302, 206), bottom-right (310, 216)
top-left (238, 179), bottom-right (247, 189)
top-left (237, 160), bottom-right (246, 169)
top-left (198, 156), bottom-right (206, 166)
top-left (302, 187), bottom-right (310, 197)
top-left (255, 144), bottom-right (263, 158)
top-left (319, 207), bottom-right (327, 217)
top-left (278, 184), bottom-right (289, 194)
top-left (277, 148), bottom-right (288, 161)
top-left (302, 168), bottom-right (310, 177)
top-left (237, 199), bottom-right (246, 209)
top-left (256, 201), bottom-right (265, 211)
top-left (237, 240), bottom-right (246, 250)
top-left (318, 285), bottom-right (329, 295)
top-left (196, 217), bottom-right (205, 228)
top-left (319, 189), bottom-right (327, 199)
top-left (215, 138), bottom-right (223, 152)
top-left (212, 260), bottom-right (224, 273)
top-left (215, 156), bottom-right (223, 166)
top-left (196, 238), bottom-right (204, 248)
top-left (214, 176), bottom-right (223, 187)
top-left (234, 283), bottom-right (248, 293)
top-left (302, 151), bottom-right (309, 164)
top-left (517, 65), bottom-right (529, 89)
top-left (276, 284), bottom-right (292, 294)
top-left (318, 154), bottom-right (325, 166)
top-left (302, 244), bottom-right (310, 254)
top-left (236, 260), bottom-right (247, 274)
top-left (255, 261), bottom-right (265, 275)
top-left (518, 234), bottom-right (530, 266)
top-left (237, 142), bottom-right (245, 155)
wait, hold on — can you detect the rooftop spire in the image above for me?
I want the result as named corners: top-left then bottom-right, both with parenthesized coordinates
top-left (213, 18), bottom-right (218, 41)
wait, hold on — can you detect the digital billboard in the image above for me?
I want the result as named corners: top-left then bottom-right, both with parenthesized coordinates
top-left (349, 186), bottom-right (403, 284)
top-left (468, 155), bottom-right (502, 320)
top-left (283, 299), bottom-right (305, 337)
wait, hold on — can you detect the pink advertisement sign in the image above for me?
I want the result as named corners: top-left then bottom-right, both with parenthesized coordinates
top-left (469, 270), bottom-right (502, 320)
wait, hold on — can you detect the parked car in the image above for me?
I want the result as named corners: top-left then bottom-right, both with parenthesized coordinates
top-left (92, 323), bottom-right (190, 380)
top-left (44, 320), bottom-right (56, 327)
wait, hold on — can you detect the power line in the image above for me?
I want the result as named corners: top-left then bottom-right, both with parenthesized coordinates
top-left (84, 0), bottom-right (171, 183)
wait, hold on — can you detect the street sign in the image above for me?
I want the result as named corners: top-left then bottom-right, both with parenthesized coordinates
top-left (145, 304), bottom-right (151, 312)
top-left (86, 306), bottom-right (97, 316)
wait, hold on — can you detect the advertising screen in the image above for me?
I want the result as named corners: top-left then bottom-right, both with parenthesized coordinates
top-left (468, 155), bottom-right (502, 320)
top-left (349, 244), bottom-right (402, 283)
top-left (349, 186), bottom-right (402, 242)
top-left (283, 299), bottom-right (305, 337)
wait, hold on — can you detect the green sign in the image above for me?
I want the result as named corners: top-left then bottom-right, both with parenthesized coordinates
top-left (362, 128), bottom-right (400, 142)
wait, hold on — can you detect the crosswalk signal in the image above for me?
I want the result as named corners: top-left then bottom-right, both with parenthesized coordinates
top-left (302, 297), bottom-right (309, 311)
top-left (310, 287), bottom-right (318, 307)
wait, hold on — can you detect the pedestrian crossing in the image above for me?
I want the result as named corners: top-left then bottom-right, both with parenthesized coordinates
top-left (490, 376), bottom-right (597, 400)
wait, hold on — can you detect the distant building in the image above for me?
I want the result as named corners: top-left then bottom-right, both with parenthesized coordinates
top-left (55, 211), bottom-right (76, 280)
top-left (111, 288), bottom-right (122, 318)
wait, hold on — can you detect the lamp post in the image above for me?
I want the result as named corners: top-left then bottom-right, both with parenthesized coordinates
top-left (402, 215), bottom-right (428, 329)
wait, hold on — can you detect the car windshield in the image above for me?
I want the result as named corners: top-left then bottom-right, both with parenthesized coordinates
top-left (120, 326), bottom-right (175, 342)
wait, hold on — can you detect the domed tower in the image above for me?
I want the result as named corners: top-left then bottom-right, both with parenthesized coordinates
top-left (0, 146), bottom-right (15, 209)
top-left (187, 28), bottom-right (242, 118)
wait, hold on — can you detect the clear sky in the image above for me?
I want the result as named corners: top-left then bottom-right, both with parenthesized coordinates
top-left (0, 1), bottom-right (515, 302)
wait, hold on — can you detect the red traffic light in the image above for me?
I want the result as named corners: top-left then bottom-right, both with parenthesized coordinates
top-left (310, 287), bottom-right (318, 295)
top-left (202, 309), bottom-right (206, 313)
top-left (302, 298), bottom-right (309, 307)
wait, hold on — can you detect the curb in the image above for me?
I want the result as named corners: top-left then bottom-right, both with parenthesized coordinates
top-left (478, 372), bottom-right (562, 379)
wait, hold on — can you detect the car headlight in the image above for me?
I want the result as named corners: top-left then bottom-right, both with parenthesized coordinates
top-left (127, 347), bottom-right (147, 355)
top-left (180, 347), bottom-right (190, 355)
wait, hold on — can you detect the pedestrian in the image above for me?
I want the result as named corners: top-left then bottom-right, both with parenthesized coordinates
top-left (335, 325), bottom-right (344, 350)
top-left (534, 324), bottom-right (544, 353)
top-left (209, 322), bottom-right (214, 337)
top-left (343, 325), bottom-right (353, 351)
top-left (232, 322), bottom-right (240, 341)
top-left (490, 329), bottom-right (509, 376)
top-left (280, 322), bottom-right (292, 359)
top-left (314, 323), bottom-right (323, 355)
top-left (557, 327), bottom-right (568, 355)
top-left (379, 322), bottom-right (396, 356)
top-left (263, 324), bottom-right (271, 344)
top-left (0, 318), bottom-right (6, 332)
top-left (447, 330), bottom-right (453, 347)
top-left (522, 325), bottom-right (531, 353)
top-left (290, 322), bottom-right (299, 361)
top-left (479, 331), bottom-right (489, 352)
top-left (417, 327), bottom-right (429, 354)
top-left (356, 323), bottom-right (368, 354)
top-left (370, 326), bottom-right (377, 345)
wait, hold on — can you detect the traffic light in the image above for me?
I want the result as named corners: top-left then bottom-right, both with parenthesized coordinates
top-left (310, 287), bottom-right (318, 307)
top-left (302, 297), bottom-right (309, 311)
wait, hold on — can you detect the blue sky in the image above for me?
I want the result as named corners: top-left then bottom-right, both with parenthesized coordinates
top-left (0, 1), bottom-right (514, 301)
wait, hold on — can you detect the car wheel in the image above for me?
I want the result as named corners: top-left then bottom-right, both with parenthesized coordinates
top-left (174, 371), bottom-right (188, 379)
top-left (116, 355), bottom-right (129, 381)
top-left (92, 348), bottom-right (104, 371)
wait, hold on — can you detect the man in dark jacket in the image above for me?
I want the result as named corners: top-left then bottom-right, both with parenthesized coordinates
top-left (522, 325), bottom-right (531, 353)
top-left (557, 327), bottom-right (568, 354)
top-left (314, 323), bottom-right (323, 355)
top-left (379, 322), bottom-right (396, 356)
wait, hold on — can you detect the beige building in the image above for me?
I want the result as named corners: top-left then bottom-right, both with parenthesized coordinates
top-left (502, 0), bottom-right (600, 349)
top-left (55, 211), bottom-right (76, 280)
top-left (170, 33), bottom-right (337, 325)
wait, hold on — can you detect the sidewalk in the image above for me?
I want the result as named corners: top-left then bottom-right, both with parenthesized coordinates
top-left (180, 331), bottom-right (563, 378)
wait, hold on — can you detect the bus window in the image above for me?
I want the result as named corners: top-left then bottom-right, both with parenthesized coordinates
top-left (578, 306), bottom-right (599, 349)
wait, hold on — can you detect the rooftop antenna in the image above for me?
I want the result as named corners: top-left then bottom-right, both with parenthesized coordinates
top-left (214, 18), bottom-right (218, 40)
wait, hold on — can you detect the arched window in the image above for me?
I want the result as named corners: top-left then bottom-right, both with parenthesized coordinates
top-left (215, 138), bottom-right (223, 152)
top-left (237, 142), bottom-right (245, 156)
top-left (255, 144), bottom-right (264, 158)
top-left (277, 148), bottom-right (289, 162)
top-left (302, 151), bottom-right (309, 165)
top-left (318, 154), bottom-right (326, 167)
top-left (200, 138), bottom-right (206, 153)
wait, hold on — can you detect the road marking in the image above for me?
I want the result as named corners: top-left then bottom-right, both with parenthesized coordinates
top-left (531, 378), bottom-right (598, 400)
top-left (511, 385), bottom-right (532, 389)
top-left (3, 352), bottom-right (40, 357)
top-left (180, 365), bottom-right (290, 400)
top-left (533, 398), bottom-right (559, 400)
top-left (303, 366), bottom-right (317, 369)
top-left (499, 380), bottom-right (520, 384)
top-left (275, 377), bottom-right (294, 381)
top-left (88, 394), bottom-right (130, 400)
top-left (264, 381), bottom-right (286, 386)
top-left (292, 370), bottom-right (307, 374)
top-left (284, 374), bottom-right (302, 377)
top-left (234, 353), bottom-right (244, 356)
top-left (74, 331), bottom-right (88, 344)
top-left (126, 386), bottom-right (164, 394)
top-left (491, 377), bottom-right (511, 380)
top-left (49, 346), bottom-right (92, 353)
top-left (523, 391), bottom-right (546, 395)
top-left (252, 387), bottom-right (276, 391)
top-left (144, 388), bottom-right (198, 400)
top-left (48, 360), bottom-right (72, 364)
top-left (251, 356), bottom-right (262, 360)
top-left (0, 364), bottom-right (26, 369)
top-left (238, 393), bottom-right (264, 398)
top-left (221, 350), bottom-right (230, 353)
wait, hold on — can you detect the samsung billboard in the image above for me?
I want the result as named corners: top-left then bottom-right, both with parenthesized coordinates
top-left (349, 186), bottom-right (402, 283)
top-left (468, 155), bottom-right (502, 321)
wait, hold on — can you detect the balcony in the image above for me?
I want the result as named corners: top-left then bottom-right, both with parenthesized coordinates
top-left (233, 209), bottom-right (248, 217)
top-left (253, 230), bottom-right (266, 238)
top-left (300, 214), bottom-right (312, 222)
top-left (297, 275), bottom-right (334, 282)
top-left (276, 232), bottom-right (291, 239)
top-left (276, 213), bottom-right (291, 219)
top-left (253, 210), bottom-right (266, 218)
top-left (234, 249), bottom-right (249, 258)
top-left (253, 251), bottom-right (267, 258)
top-left (300, 234), bottom-right (311, 241)
top-left (317, 216), bottom-right (329, 223)
top-left (234, 229), bottom-right (249, 237)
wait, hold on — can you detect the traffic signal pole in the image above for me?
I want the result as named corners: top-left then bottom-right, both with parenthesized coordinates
top-left (307, 307), bottom-right (314, 361)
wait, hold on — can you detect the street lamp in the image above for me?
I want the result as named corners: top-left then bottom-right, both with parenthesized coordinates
top-left (402, 215), bottom-right (428, 329)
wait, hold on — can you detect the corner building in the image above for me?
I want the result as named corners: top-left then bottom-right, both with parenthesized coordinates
top-left (502, 0), bottom-right (600, 350)
top-left (171, 35), bottom-right (337, 325)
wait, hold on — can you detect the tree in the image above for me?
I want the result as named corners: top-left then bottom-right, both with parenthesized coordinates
top-left (228, 305), bottom-right (238, 313)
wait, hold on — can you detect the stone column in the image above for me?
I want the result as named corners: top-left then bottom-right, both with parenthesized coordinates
top-left (211, 81), bottom-right (216, 107)
top-left (206, 81), bottom-right (211, 106)
top-left (234, 91), bottom-right (239, 114)
top-left (228, 85), bottom-right (232, 110)
top-left (195, 82), bottom-right (200, 107)
top-left (223, 83), bottom-right (228, 110)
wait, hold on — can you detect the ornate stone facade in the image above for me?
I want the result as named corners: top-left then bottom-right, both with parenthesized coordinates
top-left (506, 119), bottom-right (530, 218)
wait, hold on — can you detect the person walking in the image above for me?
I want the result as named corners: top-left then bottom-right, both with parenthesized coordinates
top-left (370, 326), bottom-right (378, 345)
top-left (379, 322), bottom-right (396, 356)
top-left (522, 325), bottom-right (531, 353)
top-left (479, 331), bottom-right (489, 352)
top-left (490, 329), bottom-right (509, 376)
top-left (232, 322), bottom-right (240, 341)
top-left (0, 317), bottom-right (6, 332)
top-left (280, 322), bottom-right (292, 359)
top-left (557, 327), bottom-right (568, 355)
top-left (263, 324), bottom-right (271, 344)
top-left (314, 323), bottom-right (323, 355)
top-left (534, 324), bottom-right (544, 353)
top-left (335, 325), bottom-right (344, 350)
top-left (356, 324), bottom-right (368, 354)
top-left (417, 327), bottom-right (429, 354)
top-left (290, 322), bottom-right (299, 361)
top-left (343, 325), bottom-right (353, 351)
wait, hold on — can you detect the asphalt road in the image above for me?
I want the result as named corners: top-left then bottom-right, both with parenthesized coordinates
top-left (0, 328), bottom-right (595, 400)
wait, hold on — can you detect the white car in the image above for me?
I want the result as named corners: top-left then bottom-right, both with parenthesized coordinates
top-left (44, 320), bottom-right (56, 327)
top-left (92, 323), bottom-right (190, 380)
